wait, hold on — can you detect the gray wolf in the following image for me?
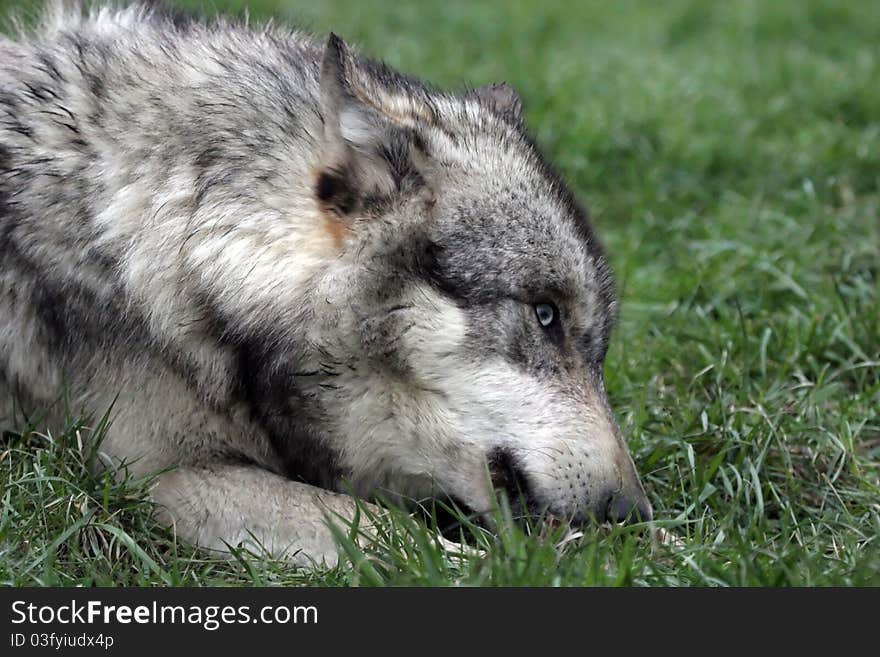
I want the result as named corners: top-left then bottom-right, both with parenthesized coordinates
top-left (0, 1), bottom-right (651, 567)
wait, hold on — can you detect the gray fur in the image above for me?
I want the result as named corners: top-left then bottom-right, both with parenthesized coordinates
top-left (0, 1), bottom-right (650, 567)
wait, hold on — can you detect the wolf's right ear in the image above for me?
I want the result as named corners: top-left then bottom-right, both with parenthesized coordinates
top-left (471, 82), bottom-right (524, 124)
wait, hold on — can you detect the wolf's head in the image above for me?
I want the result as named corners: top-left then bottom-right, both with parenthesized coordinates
top-left (298, 35), bottom-right (650, 527)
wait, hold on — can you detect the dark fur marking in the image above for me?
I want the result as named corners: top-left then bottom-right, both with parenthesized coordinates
top-left (0, 143), bottom-right (18, 247)
top-left (234, 336), bottom-right (343, 489)
top-left (0, 143), bottom-right (10, 173)
top-left (86, 73), bottom-right (105, 100)
top-left (193, 293), bottom-right (344, 488)
top-left (1, 242), bottom-right (211, 427)
top-left (194, 146), bottom-right (220, 170)
top-left (316, 169), bottom-right (356, 216)
top-left (416, 238), bottom-right (470, 303)
top-left (35, 51), bottom-right (65, 84)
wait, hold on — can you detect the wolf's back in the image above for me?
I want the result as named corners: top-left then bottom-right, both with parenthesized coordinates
top-left (0, 2), bottom-right (326, 422)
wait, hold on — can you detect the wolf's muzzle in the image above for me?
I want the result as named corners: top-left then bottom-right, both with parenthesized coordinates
top-left (602, 488), bottom-right (653, 524)
top-left (488, 447), bottom-right (652, 526)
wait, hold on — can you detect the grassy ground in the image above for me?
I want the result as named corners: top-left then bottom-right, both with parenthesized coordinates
top-left (1, 0), bottom-right (878, 586)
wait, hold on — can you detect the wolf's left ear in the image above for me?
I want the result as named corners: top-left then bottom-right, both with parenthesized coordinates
top-left (317, 33), bottom-right (429, 218)
top-left (471, 82), bottom-right (524, 124)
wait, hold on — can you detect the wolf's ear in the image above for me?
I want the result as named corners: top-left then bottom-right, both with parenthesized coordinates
top-left (319, 33), bottom-right (386, 157)
top-left (317, 33), bottom-right (427, 218)
top-left (471, 82), bottom-right (524, 123)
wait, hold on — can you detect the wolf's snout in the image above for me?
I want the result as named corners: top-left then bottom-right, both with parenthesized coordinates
top-left (597, 444), bottom-right (653, 525)
top-left (488, 446), bottom-right (652, 527)
top-left (602, 488), bottom-right (653, 524)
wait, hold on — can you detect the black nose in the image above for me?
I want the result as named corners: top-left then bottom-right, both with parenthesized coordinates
top-left (605, 491), bottom-right (653, 524)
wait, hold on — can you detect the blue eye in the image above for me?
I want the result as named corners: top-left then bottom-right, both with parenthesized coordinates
top-left (534, 303), bottom-right (556, 328)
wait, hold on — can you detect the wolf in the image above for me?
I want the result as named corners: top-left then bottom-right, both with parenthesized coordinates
top-left (0, 1), bottom-right (652, 567)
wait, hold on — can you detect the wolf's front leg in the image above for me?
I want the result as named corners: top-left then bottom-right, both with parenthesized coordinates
top-left (150, 464), bottom-right (370, 568)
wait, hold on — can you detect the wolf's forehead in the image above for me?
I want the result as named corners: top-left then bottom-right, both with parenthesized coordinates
top-left (471, 140), bottom-right (598, 250)
top-left (422, 118), bottom-right (616, 327)
top-left (434, 171), bottom-right (607, 306)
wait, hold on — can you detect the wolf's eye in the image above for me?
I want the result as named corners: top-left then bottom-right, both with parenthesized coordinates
top-left (534, 303), bottom-right (557, 328)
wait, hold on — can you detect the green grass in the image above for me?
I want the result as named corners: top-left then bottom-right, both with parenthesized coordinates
top-left (2, 0), bottom-right (878, 586)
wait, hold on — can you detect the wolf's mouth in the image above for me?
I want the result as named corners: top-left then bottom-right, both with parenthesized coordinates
top-left (414, 449), bottom-right (545, 540)
top-left (487, 447), bottom-right (541, 521)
